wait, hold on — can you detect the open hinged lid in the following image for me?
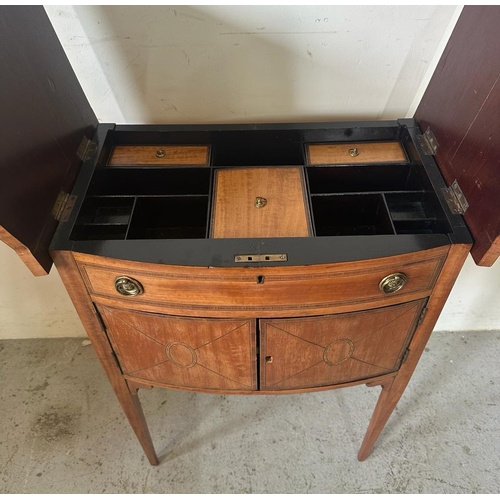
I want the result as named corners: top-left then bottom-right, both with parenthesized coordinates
top-left (1, 7), bottom-right (499, 275)
top-left (0, 7), bottom-right (97, 275)
top-left (415, 6), bottom-right (500, 266)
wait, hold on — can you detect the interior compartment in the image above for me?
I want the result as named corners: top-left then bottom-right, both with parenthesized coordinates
top-left (212, 131), bottom-right (304, 166)
top-left (306, 165), bottom-right (423, 194)
top-left (127, 196), bottom-right (209, 239)
top-left (70, 198), bottom-right (134, 240)
top-left (310, 194), bottom-right (394, 236)
top-left (90, 168), bottom-right (211, 196)
top-left (385, 192), bottom-right (452, 234)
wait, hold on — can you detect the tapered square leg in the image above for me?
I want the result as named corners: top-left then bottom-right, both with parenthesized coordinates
top-left (53, 251), bottom-right (159, 465)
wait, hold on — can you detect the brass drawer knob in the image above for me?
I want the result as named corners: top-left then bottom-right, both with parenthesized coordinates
top-left (379, 273), bottom-right (407, 294)
top-left (115, 276), bottom-right (144, 296)
top-left (155, 149), bottom-right (166, 158)
top-left (265, 355), bottom-right (273, 364)
top-left (255, 196), bottom-right (267, 208)
top-left (349, 147), bottom-right (359, 157)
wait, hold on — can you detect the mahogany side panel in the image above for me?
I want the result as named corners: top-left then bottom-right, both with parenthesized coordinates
top-left (51, 250), bottom-right (159, 466)
top-left (358, 243), bottom-right (471, 460)
top-left (0, 227), bottom-right (47, 277)
top-left (415, 6), bottom-right (500, 266)
top-left (0, 7), bottom-right (97, 275)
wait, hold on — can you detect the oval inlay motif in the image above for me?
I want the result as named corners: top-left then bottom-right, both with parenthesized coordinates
top-left (323, 338), bottom-right (355, 366)
top-left (165, 342), bottom-right (197, 368)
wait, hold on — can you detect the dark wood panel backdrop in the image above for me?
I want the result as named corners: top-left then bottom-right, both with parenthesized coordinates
top-left (415, 6), bottom-right (500, 266)
top-left (0, 7), bottom-right (97, 274)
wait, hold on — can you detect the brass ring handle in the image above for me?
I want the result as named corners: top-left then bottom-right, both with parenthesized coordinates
top-left (349, 147), bottom-right (359, 157)
top-left (379, 273), bottom-right (407, 294)
top-left (155, 149), bottom-right (166, 158)
top-left (115, 276), bottom-right (144, 297)
top-left (255, 196), bottom-right (267, 208)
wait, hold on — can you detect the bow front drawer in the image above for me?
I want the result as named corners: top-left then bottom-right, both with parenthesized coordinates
top-left (74, 246), bottom-right (448, 318)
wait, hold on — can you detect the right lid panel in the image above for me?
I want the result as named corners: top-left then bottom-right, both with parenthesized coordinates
top-left (415, 6), bottom-right (500, 266)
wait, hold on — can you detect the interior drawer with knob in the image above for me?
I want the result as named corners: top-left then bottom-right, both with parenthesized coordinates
top-left (107, 145), bottom-right (211, 166)
top-left (306, 141), bottom-right (408, 165)
top-left (74, 245), bottom-right (448, 318)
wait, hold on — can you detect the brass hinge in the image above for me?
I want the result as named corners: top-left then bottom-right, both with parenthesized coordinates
top-left (51, 191), bottom-right (77, 222)
top-left (76, 135), bottom-right (97, 162)
top-left (92, 304), bottom-right (106, 332)
top-left (417, 127), bottom-right (439, 155)
top-left (91, 304), bottom-right (122, 371)
top-left (401, 348), bottom-right (410, 365)
top-left (442, 179), bottom-right (469, 214)
top-left (110, 350), bottom-right (121, 370)
top-left (417, 307), bottom-right (428, 326)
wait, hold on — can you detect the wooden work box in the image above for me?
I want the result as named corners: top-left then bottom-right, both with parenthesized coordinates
top-left (1, 7), bottom-right (499, 466)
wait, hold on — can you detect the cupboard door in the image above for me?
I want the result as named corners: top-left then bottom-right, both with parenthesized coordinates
top-left (98, 305), bottom-right (257, 391)
top-left (260, 299), bottom-right (426, 390)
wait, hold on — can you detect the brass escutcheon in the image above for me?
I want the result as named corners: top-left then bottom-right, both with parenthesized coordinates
top-left (349, 147), bottom-right (359, 157)
top-left (114, 276), bottom-right (144, 297)
top-left (155, 149), bottom-right (166, 158)
top-left (255, 196), bottom-right (267, 208)
top-left (379, 273), bottom-right (407, 294)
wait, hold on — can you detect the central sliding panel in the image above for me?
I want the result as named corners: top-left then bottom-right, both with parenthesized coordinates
top-left (211, 167), bottom-right (311, 238)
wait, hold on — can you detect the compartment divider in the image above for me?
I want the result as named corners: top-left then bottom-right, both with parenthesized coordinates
top-left (124, 197), bottom-right (138, 240)
top-left (311, 190), bottom-right (425, 197)
top-left (381, 193), bottom-right (397, 235)
top-left (205, 167), bottom-right (215, 238)
top-left (303, 166), bottom-right (317, 237)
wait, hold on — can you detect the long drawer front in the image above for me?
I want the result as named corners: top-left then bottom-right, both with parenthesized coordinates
top-left (74, 246), bottom-right (448, 318)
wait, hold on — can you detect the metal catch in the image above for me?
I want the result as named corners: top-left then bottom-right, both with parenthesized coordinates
top-left (234, 254), bottom-right (287, 263)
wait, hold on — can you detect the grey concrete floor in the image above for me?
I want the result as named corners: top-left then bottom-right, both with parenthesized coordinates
top-left (0, 332), bottom-right (499, 494)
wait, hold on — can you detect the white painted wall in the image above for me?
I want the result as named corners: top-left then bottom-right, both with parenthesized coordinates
top-left (1, 5), bottom-right (499, 338)
top-left (46, 5), bottom-right (460, 124)
top-left (0, 243), bottom-right (85, 339)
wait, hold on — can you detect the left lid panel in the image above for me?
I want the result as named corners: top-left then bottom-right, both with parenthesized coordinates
top-left (0, 6), bottom-right (97, 275)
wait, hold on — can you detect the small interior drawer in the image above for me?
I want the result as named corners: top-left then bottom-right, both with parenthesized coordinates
top-left (107, 145), bottom-right (210, 166)
top-left (306, 142), bottom-right (407, 165)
